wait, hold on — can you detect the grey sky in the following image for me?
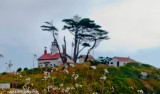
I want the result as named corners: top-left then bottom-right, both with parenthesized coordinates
top-left (0, 0), bottom-right (160, 72)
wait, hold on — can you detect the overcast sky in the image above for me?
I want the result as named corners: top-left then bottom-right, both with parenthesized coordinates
top-left (0, 0), bottom-right (160, 72)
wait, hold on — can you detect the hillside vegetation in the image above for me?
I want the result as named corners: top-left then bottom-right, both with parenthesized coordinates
top-left (0, 62), bottom-right (160, 94)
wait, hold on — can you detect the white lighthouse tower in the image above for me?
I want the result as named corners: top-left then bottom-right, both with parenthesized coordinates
top-left (50, 39), bottom-right (59, 55)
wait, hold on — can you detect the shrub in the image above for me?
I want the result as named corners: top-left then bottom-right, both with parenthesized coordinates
top-left (1, 72), bottom-right (7, 75)
top-left (90, 60), bottom-right (101, 66)
top-left (23, 67), bottom-right (28, 71)
top-left (17, 68), bottom-right (22, 72)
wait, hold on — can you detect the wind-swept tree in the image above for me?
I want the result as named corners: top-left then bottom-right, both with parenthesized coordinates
top-left (41, 21), bottom-right (58, 40)
top-left (41, 21), bottom-right (67, 63)
top-left (62, 15), bottom-right (109, 63)
top-left (83, 28), bottom-right (109, 62)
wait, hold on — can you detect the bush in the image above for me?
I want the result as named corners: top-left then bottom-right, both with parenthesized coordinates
top-left (23, 67), bottom-right (28, 71)
top-left (1, 72), bottom-right (7, 75)
top-left (90, 60), bottom-right (101, 66)
top-left (17, 68), bottom-right (22, 72)
top-left (142, 64), bottom-right (152, 68)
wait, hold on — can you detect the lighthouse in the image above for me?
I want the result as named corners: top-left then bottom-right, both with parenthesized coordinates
top-left (50, 39), bottom-right (59, 55)
top-left (38, 39), bottom-right (73, 67)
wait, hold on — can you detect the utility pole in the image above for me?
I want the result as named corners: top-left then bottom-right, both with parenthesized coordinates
top-left (32, 54), bottom-right (37, 75)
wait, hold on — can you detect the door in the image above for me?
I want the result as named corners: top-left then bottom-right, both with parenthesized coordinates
top-left (117, 61), bottom-right (119, 67)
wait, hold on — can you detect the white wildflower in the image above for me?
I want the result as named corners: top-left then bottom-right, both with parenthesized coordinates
top-left (31, 89), bottom-right (39, 94)
top-left (75, 83), bottom-right (79, 88)
top-left (72, 73), bottom-right (79, 80)
top-left (111, 86), bottom-right (114, 92)
top-left (43, 71), bottom-right (48, 75)
top-left (31, 83), bottom-right (34, 86)
top-left (104, 69), bottom-right (109, 74)
top-left (53, 87), bottom-right (59, 90)
top-left (47, 85), bottom-right (53, 92)
top-left (43, 71), bottom-right (50, 76)
top-left (74, 74), bottom-right (79, 80)
top-left (79, 85), bottom-right (82, 88)
top-left (72, 73), bottom-right (75, 77)
top-left (15, 72), bottom-right (19, 75)
top-left (63, 69), bottom-right (69, 74)
top-left (75, 83), bottom-right (82, 88)
top-left (129, 86), bottom-right (134, 89)
top-left (52, 67), bottom-right (58, 71)
top-left (65, 87), bottom-right (70, 93)
top-left (26, 78), bottom-right (30, 83)
top-left (69, 63), bottom-right (75, 67)
top-left (43, 76), bottom-right (49, 81)
top-left (92, 92), bottom-right (98, 94)
top-left (100, 75), bottom-right (107, 80)
top-left (60, 83), bottom-right (64, 87)
top-left (52, 66), bottom-right (56, 70)
top-left (55, 68), bottom-right (58, 71)
top-left (70, 86), bottom-right (75, 90)
top-left (137, 90), bottom-right (144, 93)
top-left (90, 66), bottom-right (96, 70)
top-left (19, 75), bottom-right (22, 78)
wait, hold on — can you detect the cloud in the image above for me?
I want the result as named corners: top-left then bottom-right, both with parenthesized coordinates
top-left (0, 0), bottom-right (93, 72)
top-left (0, 0), bottom-right (92, 53)
top-left (91, 0), bottom-right (160, 51)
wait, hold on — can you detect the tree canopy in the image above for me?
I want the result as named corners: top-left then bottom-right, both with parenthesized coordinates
top-left (62, 15), bottom-right (109, 63)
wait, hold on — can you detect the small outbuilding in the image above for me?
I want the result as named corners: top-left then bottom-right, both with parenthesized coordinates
top-left (109, 57), bottom-right (137, 67)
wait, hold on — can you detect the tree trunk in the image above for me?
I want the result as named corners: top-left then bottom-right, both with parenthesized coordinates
top-left (73, 31), bottom-right (78, 63)
top-left (53, 32), bottom-right (65, 64)
top-left (84, 40), bottom-right (97, 62)
top-left (63, 37), bottom-right (67, 63)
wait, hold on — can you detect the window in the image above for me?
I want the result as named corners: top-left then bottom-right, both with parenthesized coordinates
top-left (110, 62), bottom-right (113, 64)
top-left (44, 62), bottom-right (49, 67)
top-left (54, 64), bottom-right (56, 66)
top-left (51, 64), bottom-right (52, 66)
top-left (44, 63), bottom-right (48, 67)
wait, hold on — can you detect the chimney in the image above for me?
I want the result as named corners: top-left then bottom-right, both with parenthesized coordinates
top-left (44, 47), bottom-right (47, 54)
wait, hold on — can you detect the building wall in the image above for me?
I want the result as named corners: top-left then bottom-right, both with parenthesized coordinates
top-left (0, 83), bottom-right (10, 89)
top-left (109, 58), bottom-right (128, 67)
top-left (79, 58), bottom-right (85, 63)
top-left (38, 57), bottom-right (73, 67)
top-left (79, 58), bottom-right (94, 63)
top-left (66, 57), bottom-right (74, 63)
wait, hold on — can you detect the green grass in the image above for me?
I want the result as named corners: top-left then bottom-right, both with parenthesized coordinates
top-left (0, 62), bottom-right (160, 94)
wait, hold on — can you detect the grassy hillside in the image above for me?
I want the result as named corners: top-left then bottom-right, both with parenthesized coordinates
top-left (0, 62), bottom-right (160, 94)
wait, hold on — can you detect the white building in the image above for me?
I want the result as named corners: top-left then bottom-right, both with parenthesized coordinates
top-left (109, 57), bottom-right (137, 67)
top-left (0, 83), bottom-right (10, 89)
top-left (38, 40), bottom-right (73, 67)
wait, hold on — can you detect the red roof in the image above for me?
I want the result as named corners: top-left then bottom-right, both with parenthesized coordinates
top-left (38, 53), bottom-right (61, 60)
top-left (115, 57), bottom-right (137, 62)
